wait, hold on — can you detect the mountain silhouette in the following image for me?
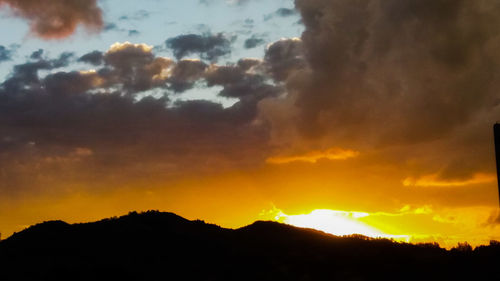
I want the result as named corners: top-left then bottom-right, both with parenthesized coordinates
top-left (1, 211), bottom-right (499, 281)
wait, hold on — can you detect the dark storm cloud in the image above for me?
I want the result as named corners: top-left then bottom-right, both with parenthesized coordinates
top-left (79, 51), bottom-right (104, 66)
top-left (237, 58), bottom-right (262, 71)
top-left (205, 65), bottom-right (246, 87)
top-left (206, 61), bottom-right (281, 99)
top-left (0, 41), bottom-right (281, 195)
top-left (1, 52), bottom-right (76, 93)
top-left (0, 86), bottom-right (269, 197)
top-left (0, 0), bottom-right (103, 39)
top-left (244, 35), bottom-right (265, 49)
top-left (52, 52), bottom-right (74, 68)
top-left (104, 43), bottom-right (155, 70)
top-left (1, 60), bottom-right (51, 93)
top-left (43, 71), bottom-right (103, 95)
top-left (168, 59), bottom-right (207, 92)
top-left (0, 45), bottom-right (12, 62)
top-left (204, 60), bottom-right (284, 123)
top-left (261, 0), bottom-right (500, 182)
top-left (165, 33), bottom-right (235, 62)
top-left (292, 0), bottom-right (500, 139)
top-left (264, 38), bottom-right (305, 81)
top-left (100, 42), bottom-right (175, 94)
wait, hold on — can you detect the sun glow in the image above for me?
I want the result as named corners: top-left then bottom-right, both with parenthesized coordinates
top-left (274, 209), bottom-right (409, 241)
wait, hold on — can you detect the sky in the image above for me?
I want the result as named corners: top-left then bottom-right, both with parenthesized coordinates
top-left (1, 0), bottom-right (500, 248)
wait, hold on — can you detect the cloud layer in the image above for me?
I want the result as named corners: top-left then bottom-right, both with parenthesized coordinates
top-left (260, 0), bottom-right (500, 186)
top-left (1, 0), bottom-right (500, 212)
top-left (166, 33), bottom-right (235, 62)
top-left (0, 39), bottom-right (293, 196)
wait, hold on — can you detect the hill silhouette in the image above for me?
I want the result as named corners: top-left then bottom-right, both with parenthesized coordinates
top-left (1, 211), bottom-right (499, 281)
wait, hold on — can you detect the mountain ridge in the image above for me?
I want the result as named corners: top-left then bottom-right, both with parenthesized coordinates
top-left (1, 210), bottom-right (499, 281)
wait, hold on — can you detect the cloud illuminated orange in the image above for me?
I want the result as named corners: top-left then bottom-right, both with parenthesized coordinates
top-left (402, 173), bottom-right (496, 187)
top-left (0, 0), bottom-right (103, 39)
top-left (266, 148), bottom-right (359, 164)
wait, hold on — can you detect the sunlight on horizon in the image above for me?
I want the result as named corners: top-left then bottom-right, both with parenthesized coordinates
top-left (272, 209), bottom-right (410, 242)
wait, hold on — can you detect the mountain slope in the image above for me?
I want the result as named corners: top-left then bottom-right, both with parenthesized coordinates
top-left (0, 211), bottom-right (499, 281)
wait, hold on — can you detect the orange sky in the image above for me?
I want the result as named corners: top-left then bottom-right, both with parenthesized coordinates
top-left (1, 154), bottom-right (499, 248)
top-left (2, 0), bottom-right (500, 249)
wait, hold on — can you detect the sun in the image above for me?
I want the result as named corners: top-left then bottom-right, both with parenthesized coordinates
top-left (274, 209), bottom-right (408, 241)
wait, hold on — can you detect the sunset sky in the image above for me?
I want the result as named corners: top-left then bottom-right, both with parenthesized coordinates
top-left (1, 0), bottom-right (500, 248)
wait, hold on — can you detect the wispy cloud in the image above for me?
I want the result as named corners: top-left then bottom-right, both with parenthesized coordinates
top-left (266, 148), bottom-right (359, 164)
top-left (402, 173), bottom-right (496, 187)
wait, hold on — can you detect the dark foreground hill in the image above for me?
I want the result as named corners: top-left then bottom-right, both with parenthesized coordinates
top-left (0, 211), bottom-right (499, 281)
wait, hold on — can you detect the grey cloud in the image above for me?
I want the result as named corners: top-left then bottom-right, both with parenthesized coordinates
top-left (265, 7), bottom-right (298, 21)
top-left (168, 59), bottom-right (208, 92)
top-left (276, 8), bottom-right (297, 17)
top-left (0, 59), bottom-right (271, 197)
top-left (52, 52), bottom-right (74, 68)
top-left (104, 44), bottom-right (155, 70)
top-left (204, 61), bottom-right (283, 124)
top-left (128, 30), bottom-right (140, 37)
top-left (244, 35), bottom-right (265, 49)
top-left (3, 61), bottom-right (52, 88)
top-left (28, 50), bottom-right (74, 67)
top-left (43, 71), bottom-right (102, 95)
top-left (292, 0), bottom-right (500, 141)
top-left (259, 0), bottom-right (500, 182)
top-left (5, 43), bottom-right (173, 97)
top-left (206, 63), bottom-right (280, 98)
top-left (102, 42), bottom-right (174, 94)
top-left (264, 38), bottom-right (305, 81)
top-left (79, 51), bottom-right (104, 66)
top-left (237, 58), bottom-right (262, 71)
top-left (165, 33), bottom-right (235, 62)
top-left (104, 22), bottom-right (119, 32)
top-left (205, 65), bottom-right (246, 87)
top-left (0, 35), bottom-right (305, 196)
top-left (0, 45), bottom-right (12, 62)
top-left (30, 49), bottom-right (44, 60)
top-left (1, 53), bottom-right (76, 93)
